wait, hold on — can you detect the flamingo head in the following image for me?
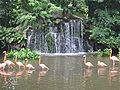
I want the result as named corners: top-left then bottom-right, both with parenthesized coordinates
top-left (3, 51), bottom-right (8, 55)
top-left (83, 55), bottom-right (86, 58)
top-left (3, 51), bottom-right (6, 54)
top-left (25, 58), bottom-right (28, 65)
top-left (109, 48), bottom-right (112, 52)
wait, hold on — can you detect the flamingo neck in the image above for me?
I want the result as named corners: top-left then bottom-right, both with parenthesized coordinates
top-left (84, 56), bottom-right (86, 64)
top-left (15, 56), bottom-right (18, 63)
top-left (109, 49), bottom-right (112, 58)
top-left (38, 58), bottom-right (41, 64)
top-left (25, 60), bottom-right (28, 65)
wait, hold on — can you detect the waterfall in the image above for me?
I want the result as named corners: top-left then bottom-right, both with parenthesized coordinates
top-left (27, 30), bottom-right (34, 49)
top-left (27, 19), bottom-right (93, 53)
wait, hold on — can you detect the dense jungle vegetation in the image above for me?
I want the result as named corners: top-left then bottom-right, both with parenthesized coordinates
top-left (0, 0), bottom-right (120, 56)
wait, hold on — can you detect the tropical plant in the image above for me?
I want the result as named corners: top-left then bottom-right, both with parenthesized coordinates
top-left (7, 48), bottom-right (40, 59)
top-left (14, 0), bottom-right (63, 30)
top-left (0, 26), bottom-right (26, 49)
top-left (97, 48), bottom-right (110, 57)
top-left (50, 0), bottom-right (88, 18)
top-left (119, 48), bottom-right (120, 58)
top-left (87, 0), bottom-right (120, 49)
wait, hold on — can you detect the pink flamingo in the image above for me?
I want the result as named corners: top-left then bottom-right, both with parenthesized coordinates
top-left (83, 55), bottom-right (94, 68)
top-left (97, 61), bottom-right (107, 67)
top-left (14, 55), bottom-right (25, 70)
top-left (38, 56), bottom-right (49, 70)
top-left (25, 59), bottom-right (35, 70)
top-left (109, 48), bottom-right (120, 67)
top-left (3, 51), bottom-right (15, 68)
top-left (0, 63), bottom-right (6, 70)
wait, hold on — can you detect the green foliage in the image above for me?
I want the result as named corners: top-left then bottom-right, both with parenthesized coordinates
top-left (97, 48), bottom-right (110, 57)
top-left (0, 0), bottom-right (119, 52)
top-left (7, 48), bottom-right (40, 59)
top-left (88, 2), bottom-right (120, 49)
top-left (51, 0), bottom-right (88, 18)
top-left (119, 48), bottom-right (120, 58)
top-left (14, 0), bottom-right (63, 30)
top-left (0, 26), bottom-right (26, 48)
top-left (90, 27), bottom-right (120, 48)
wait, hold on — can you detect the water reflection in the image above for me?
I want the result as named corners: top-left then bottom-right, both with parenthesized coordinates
top-left (108, 67), bottom-right (119, 90)
top-left (0, 56), bottom-right (120, 90)
top-left (108, 67), bottom-right (119, 82)
top-left (83, 69), bottom-right (93, 80)
top-left (15, 70), bottom-right (25, 84)
top-left (97, 67), bottom-right (107, 76)
top-left (37, 70), bottom-right (48, 83)
top-left (24, 70), bottom-right (35, 80)
top-left (0, 70), bottom-right (15, 89)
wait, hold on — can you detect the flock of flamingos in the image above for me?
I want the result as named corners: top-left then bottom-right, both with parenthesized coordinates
top-left (83, 48), bottom-right (120, 68)
top-left (0, 48), bottom-right (120, 71)
top-left (0, 48), bottom-right (119, 88)
top-left (0, 51), bottom-right (49, 70)
top-left (0, 51), bottom-right (49, 88)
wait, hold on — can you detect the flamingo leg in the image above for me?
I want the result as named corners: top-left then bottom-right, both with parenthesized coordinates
top-left (113, 60), bottom-right (115, 69)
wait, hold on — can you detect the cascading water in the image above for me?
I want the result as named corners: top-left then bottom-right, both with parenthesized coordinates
top-left (27, 19), bottom-right (93, 53)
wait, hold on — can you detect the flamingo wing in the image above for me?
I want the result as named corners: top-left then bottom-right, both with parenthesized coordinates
top-left (5, 60), bottom-right (15, 66)
top-left (85, 62), bottom-right (94, 67)
top-left (100, 62), bottom-right (107, 66)
top-left (39, 64), bottom-right (49, 69)
top-left (26, 64), bottom-right (35, 69)
top-left (110, 56), bottom-right (119, 61)
top-left (16, 62), bottom-right (25, 67)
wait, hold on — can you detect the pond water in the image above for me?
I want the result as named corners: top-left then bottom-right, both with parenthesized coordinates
top-left (0, 55), bottom-right (120, 90)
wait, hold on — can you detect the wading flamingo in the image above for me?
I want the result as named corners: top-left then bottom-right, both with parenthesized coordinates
top-left (38, 56), bottom-right (49, 70)
top-left (109, 48), bottom-right (120, 68)
top-left (14, 55), bottom-right (25, 70)
top-left (97, 61), bottom-right (107, 67)
top-left (3, 51), bottom-right (15, 68)
top-left (83, 55), bottom-right (94, 68)
top-left (25, 59), bottom-right (35, 70)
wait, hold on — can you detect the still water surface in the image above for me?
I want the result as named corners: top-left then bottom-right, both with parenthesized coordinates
top-left (0, 55), bottom-right (120, 90)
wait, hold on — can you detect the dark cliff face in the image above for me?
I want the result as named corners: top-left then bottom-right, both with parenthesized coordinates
top-left (26, 19), bottom-right (93, 53)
